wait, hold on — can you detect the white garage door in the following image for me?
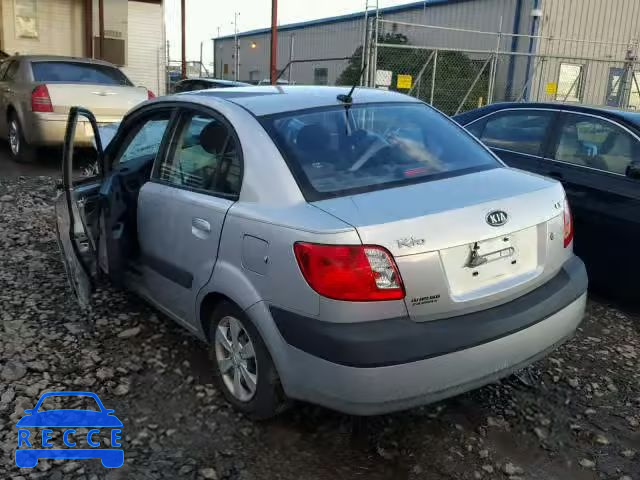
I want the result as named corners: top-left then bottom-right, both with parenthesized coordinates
top-left (122, 1), bottom-right (166, 95)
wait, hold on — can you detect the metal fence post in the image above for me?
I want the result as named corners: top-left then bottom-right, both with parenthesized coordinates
top-left (535, 57), bottom-right (546, 101)
top-left (372, 13), bottom-right (380, 87)
top-left (409, 50), bottom-right (435, 98)
top-left (456, 56), bottom-right (492, 115)
top-left (430, 50), bottom-right (438, 105)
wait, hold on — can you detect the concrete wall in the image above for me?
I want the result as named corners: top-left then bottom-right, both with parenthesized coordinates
top-left (1, 0), bottom-right (85, 57)
top-left (0, 0), bottom-right (165, 95)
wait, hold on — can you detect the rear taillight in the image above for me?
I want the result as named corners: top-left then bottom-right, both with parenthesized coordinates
top-left (563, 198), bottom-right (574, 248)
top-left (31, 85), bottom-right (53, 113)
top-left (293, 242), bottom-right (405, 301)
top-left (147, 89), bottom-right (156, 100)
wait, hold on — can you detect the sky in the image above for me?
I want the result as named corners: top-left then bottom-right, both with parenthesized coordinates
top-left (165, 0), bottom-right (419, 70)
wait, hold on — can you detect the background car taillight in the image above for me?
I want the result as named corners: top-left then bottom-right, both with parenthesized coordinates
top-left (293, 242), bottom-right (405, 301)
top-left (147, 89), bottom-right (156, 100)
top-left (31, 85), bottom-right (53, 113)
top-left (563, 198), bottom-right (574, 248)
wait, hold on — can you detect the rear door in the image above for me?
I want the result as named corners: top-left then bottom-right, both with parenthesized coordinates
top-left (55, 107), bottom-right (105, 309)
top-left (136, 106), bottom-right (242, 325)
top-left (466, 109), bottom-right (557, 175)
top-left (539, 111), bottom-right (640, 292)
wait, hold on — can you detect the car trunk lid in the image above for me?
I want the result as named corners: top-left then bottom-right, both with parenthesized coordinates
top-left (45, 84), bottom-right (148, 117)
top-left (313, 168), bottom-right (568, 321)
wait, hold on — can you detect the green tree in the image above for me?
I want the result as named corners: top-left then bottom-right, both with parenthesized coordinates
top-left (337, 33), bottom-right (490, 115)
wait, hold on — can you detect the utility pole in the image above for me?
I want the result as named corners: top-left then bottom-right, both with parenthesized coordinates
top-left (211, 39), bottom-right (215, 78)
top-left (199, 41), bottom-right (203, 77)
top-left (233, 13), bottom-right (240, 81)
top-left (181, 0), bottom-right (187, 80)
top-left (98, 0), bottom-right (105, 60)
top-left (270, 0), bottom-right (278, 84)
top-left (288, 34), bottom-right (295, 83)
top-left (212, 26), bottom-right (220, 78)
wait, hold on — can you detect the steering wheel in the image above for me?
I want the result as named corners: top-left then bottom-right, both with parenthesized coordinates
top-left (349, 132), bottom-right (392, 172)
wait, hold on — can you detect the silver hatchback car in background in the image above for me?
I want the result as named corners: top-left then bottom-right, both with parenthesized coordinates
top-left (56, 86), bottom-right (588, 418)
top-left (0, 55), bottom-right (152, 162)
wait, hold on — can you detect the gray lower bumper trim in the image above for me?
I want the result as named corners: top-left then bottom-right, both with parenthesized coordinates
top-left (271, 256), bottom-right (587, 368)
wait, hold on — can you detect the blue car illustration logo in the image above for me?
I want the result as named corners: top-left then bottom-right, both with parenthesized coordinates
top-left (15, 391), bottom-right (123, 469)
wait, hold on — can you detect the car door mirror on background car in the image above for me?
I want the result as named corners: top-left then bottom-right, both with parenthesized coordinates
top-left (626, 161), bottom-right (640, 179)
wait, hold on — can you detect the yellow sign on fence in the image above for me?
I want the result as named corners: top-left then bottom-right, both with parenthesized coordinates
top-left (397, 74), bottom-right (413, 90)
top-left (545, 82), bottom-right (558, 96)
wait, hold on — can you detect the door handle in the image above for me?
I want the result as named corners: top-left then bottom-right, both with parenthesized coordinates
top-left (191, 218), bottom-right (211, 237)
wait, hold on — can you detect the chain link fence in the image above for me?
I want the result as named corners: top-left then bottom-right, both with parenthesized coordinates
top-left (370, 19), bottom-right (640, 114)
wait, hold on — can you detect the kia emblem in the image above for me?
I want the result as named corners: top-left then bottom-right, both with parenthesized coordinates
top-left (486, 210), bottom-right (508, 227)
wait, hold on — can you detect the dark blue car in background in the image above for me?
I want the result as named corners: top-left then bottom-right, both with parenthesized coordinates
top-left (455, 103), bottom-right (640, 300)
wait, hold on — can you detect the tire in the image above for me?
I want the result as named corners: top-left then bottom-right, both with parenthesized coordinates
top-left (209, 301), bottom-right (289, 420)
top-left (8, 113), bottom-right (35, 163)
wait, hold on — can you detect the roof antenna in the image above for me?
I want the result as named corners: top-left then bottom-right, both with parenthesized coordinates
top-left (337, 64), bottom-right (368, 105)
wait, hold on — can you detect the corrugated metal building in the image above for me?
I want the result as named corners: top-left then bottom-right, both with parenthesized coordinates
top-left (214, 0), bottom-right (640, 108)
top-left (215, 0), bottom-right (532, 86)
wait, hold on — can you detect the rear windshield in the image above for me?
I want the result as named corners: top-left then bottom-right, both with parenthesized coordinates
top-left (31, 61), bottom-right (132, 86)
top-left (261, 103), bottom-right (500, 200)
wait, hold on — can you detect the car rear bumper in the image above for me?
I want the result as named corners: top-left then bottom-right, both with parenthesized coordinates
top-left (24, 112), bottom-right (120, 147)
top-left (250, 256), bottom-right (587, 415)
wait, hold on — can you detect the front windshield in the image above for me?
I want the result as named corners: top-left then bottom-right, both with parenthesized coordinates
top-left (261, 103), bottom-right (500, 200)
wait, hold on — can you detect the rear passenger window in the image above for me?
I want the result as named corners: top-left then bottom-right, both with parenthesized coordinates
top-left (481, 111), bottom-right (554, 156)
top-left (554, 114), bottom-right (638, 175)
top-left (117, 112), bottom-right (172, 165)
top-left (158, 112), bottom-right (241, 197)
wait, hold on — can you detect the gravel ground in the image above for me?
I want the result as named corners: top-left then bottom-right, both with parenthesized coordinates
top-left (1, 175), bottom-right (639, 480)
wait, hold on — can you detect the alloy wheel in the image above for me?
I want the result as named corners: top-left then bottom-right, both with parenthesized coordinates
top-left (9, 120), bottom-right (19, 156)
top-left (214, 315), bottom-right (258, 402)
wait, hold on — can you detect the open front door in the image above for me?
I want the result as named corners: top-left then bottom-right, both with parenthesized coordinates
top-left (55, 107), bottom-right (105, 309)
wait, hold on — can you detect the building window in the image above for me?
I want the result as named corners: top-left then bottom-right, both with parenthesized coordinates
top-left (556, 63), bottom-right (584, 102)
top-left (314, 67), bottom-right (328, 86)
top-left (15, 0), bottom-right (38, 38)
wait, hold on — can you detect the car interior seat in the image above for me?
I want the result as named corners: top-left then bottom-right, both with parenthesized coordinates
top-left (598, 129), bottom-right (633, 175)
top-left (199, 121), bottom-right (238, 194)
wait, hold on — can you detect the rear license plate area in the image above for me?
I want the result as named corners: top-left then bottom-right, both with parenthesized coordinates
top-left (440, 226), bottom-right (540, 300)
top-left (466, 236), bottom-right (517, 278)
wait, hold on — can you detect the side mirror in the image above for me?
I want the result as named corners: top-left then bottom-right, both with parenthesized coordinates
top-left (626, 162), bottom-right (640, 179)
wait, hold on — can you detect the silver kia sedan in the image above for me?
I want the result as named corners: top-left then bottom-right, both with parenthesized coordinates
top-left (55, 86), bottom-right (588, 418)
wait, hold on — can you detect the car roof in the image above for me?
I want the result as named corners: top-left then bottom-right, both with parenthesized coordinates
top-left (182, 85), bottom-right (421, 116)
top-left (455, 101), bottom-right (640, 129)
top-left (6, 54), bottom-right (118, 67)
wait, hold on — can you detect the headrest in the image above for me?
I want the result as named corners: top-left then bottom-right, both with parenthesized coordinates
top-left (296, 124), bottom-right (331, 152)
top-left (200, 121), bottom-right (229, 154)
